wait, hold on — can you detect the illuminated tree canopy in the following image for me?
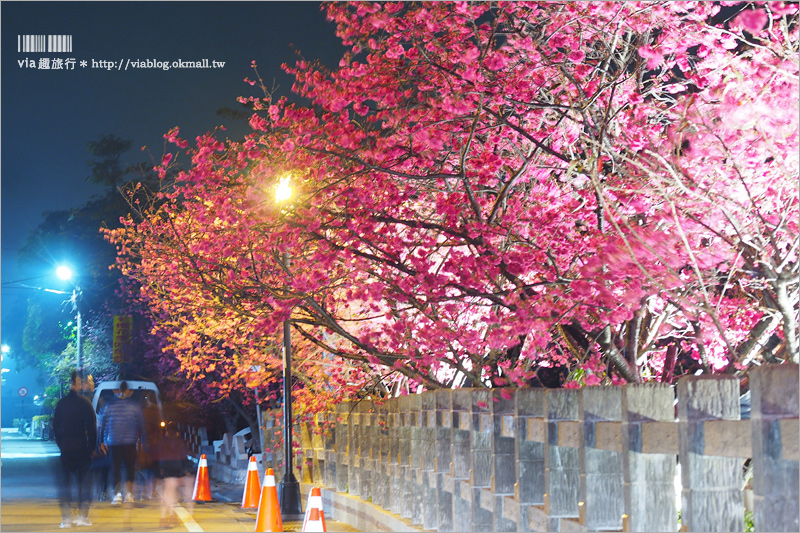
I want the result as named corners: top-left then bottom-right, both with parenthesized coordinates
top-left (107, 2), bottom-right (798, 412)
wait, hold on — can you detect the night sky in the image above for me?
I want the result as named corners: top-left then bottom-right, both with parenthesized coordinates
top-left (0, 1), bottom-right (346, 421)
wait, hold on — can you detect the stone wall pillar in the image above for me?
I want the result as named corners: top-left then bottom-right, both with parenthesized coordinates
top-left (544, 389), bottom-right (581, 531)
top-left (579, 387), bottom-right (623, 531)
top-left (348, 403), bottom-right (362, 497)
top-left (409, 394), bottom-right (424, 525)
top-left (260, 410), bottom-right (276, 472)
top-left (490, 389), bottom-right (518, 531)
top-left (311, 413), bottom-right (325, 483)
top-left (372, 399), bottom-right (390, 509)
top-left (358, 400), bottom-right (375, 499)
top-left (396, 395), bottom-right (414, 518)
top-left (421, 392), bottom-right (439, 530)
top-left (750, 363), bottom-right (799, 532)
top-left (452, 389), bottom-right (474, 532)
top-left (322, 410), bottom-right (337, 488)
top-left (436, 389), bottom-right (455, 532)
top-left (388, 396), bottom-right (403, 516)
top-left (335, 402), bottom-right (350, 493)
top-left (468, 389), bottom-right (495, 531)
top-left (677, 375), bottom-right (743, 532)
top-left (621, 383), bottom-right (676, 532)
top-left (298, 416), bottom-right (314, 483)
top-left (515, 388), bottom-right (546, 532)
top-left (367, 401), bottom-right (379, 498)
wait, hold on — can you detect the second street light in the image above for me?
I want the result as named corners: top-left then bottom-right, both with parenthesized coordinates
top-left (56, 265), bottom-right (83, 374)
top-left (1, 267), bottom-right (84, 374)
top-left (275, 176), bottom-right (303, 517)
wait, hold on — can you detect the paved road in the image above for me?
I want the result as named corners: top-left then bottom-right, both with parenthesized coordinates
top-left (1, 428), bottom-right (61, 500)
top-left (1, 428), bottom-right (358, 532)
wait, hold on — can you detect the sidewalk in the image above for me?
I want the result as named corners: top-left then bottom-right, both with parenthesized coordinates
top-left (189, 463), bottom-right (359, 531)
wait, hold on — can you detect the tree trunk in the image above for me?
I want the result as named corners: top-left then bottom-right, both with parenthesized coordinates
top-left (775, 280), bottom-right (799, 363)
top-left (597, 325), bottom-right (641, 383)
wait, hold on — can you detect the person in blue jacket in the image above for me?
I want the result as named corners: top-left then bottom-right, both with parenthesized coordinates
top-left (100, 381), bottom-right (147, 504)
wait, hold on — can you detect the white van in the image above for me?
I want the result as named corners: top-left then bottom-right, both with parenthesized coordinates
top-left (92, 380), bottom-right (164, 421)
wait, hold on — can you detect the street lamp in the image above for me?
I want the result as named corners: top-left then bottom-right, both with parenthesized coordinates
top-left (275, 176), bottom-right (303, 517)
top-left (56, 265), bottom-right (83, 374)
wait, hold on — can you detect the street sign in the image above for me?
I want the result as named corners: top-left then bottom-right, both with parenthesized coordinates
top-left (113, 315), bottom-right (133, 363)
top-left (18, 387), bottom-right (28, 397)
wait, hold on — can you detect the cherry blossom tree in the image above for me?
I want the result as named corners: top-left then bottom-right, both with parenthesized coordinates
top-left (107, 1), bottom-right (798, 410)
top-left (591, 2), bottom-right (800, 380)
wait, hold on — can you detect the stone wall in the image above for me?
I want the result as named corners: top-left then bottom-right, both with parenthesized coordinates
top-left (260, 364), bottom-right (798, 532)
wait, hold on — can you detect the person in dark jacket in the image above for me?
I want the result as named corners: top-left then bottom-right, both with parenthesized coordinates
top-left (100, 381), bottom-right (147, 504)
top-left (53, 371), bottom-right (97, 528)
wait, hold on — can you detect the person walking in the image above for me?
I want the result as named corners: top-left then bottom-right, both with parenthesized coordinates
top-left (100, 381), bottom-right (147, 505)
top-left (158, 421), bottom-right (192, 528)
top-left (140, 397), bottom-right (163, 500)
top-left (52, 371), bottom-right (97, 528)
top-left (92, 400), bottom-right (112, 501)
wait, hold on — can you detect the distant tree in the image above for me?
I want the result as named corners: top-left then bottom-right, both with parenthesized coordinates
top-left (21, 300), bottom-right (69, 368)
top-left (86, 134), bottom-right (134, 189)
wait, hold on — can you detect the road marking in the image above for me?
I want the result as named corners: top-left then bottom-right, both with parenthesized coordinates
top-left (175, 505), bottom-right (203, 532)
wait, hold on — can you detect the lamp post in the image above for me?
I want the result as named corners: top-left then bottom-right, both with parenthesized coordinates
top-left (56, 265), bottom-right (82, 374)
top-left (275, 177), bottom-right (303, 517)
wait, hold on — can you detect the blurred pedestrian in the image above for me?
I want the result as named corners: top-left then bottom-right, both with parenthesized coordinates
top-left (158, 421), bottom-right (192, 527)
top-left (100, 381), bottom-right (147, 505)
top-left (53, 371), bottom-right (97, 528)
top-left (91, 400), bottom-right (111, 501)
top-left (140, 397), bottom-right (163, 500)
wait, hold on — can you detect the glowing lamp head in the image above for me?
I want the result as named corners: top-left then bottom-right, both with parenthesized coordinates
top-left (275, 176), bottom-right (292, 204)
top-left (56, 265), bottom-right (74, 281)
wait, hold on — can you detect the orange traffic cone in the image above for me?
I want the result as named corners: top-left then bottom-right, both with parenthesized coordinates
top-left (241, 456), bottom-right (262, 509)
top-left (254, 468), bottom-right (283, 532)
top-left (303, 507), bottom-right (326, 532)
top-left (192, 454), bottom-right (212, 502)
top-left (302, 487), bottom-right (327, 532)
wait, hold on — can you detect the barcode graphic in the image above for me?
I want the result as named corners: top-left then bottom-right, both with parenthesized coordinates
top-left (18, 35), bottom-right (73, 53)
